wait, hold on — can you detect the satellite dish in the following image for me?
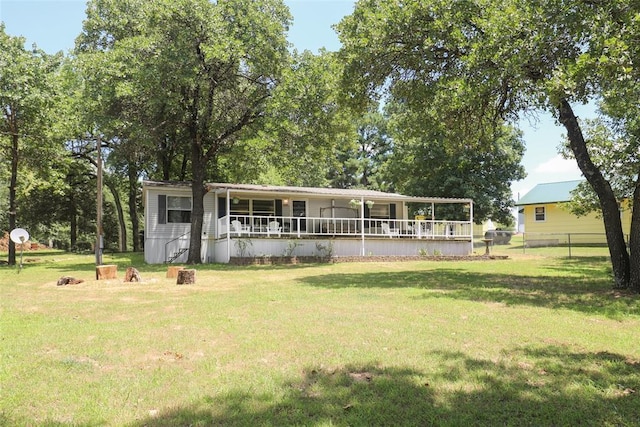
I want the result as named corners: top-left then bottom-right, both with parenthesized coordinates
top-left (10, 228), bottom-right (30, 244)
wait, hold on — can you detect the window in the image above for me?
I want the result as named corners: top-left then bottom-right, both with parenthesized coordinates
top-left (230, 199), bottom-right (275, 216)
top-left (252, 199), bottom-right (275, 216)
top-left (370, 203), bottom-right (390, 219)
top-left (230, 199), bottom-right (250, 216)
top-left (534, 206), bottom-right (546, 222)
top-left (167, 196), bottom-right (191, 223)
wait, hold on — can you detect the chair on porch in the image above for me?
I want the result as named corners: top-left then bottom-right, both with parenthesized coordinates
top-left (267, 220), bottom-right (282, 237)
top-left (231, 220), bottom-right (250, 236)
top-left (381, 222), bottom-right (399, 238)
top-left (410, 221), bottom-right (432, 238)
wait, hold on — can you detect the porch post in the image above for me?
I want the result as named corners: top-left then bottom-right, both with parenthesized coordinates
top-left (360, 196), bottom-right (365, 256)
top-left (469, 201), bottom-right (474, 255)
top-left (226, 189), bottom-right (231, 262)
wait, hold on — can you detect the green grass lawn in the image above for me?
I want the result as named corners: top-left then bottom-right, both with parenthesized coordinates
top-left (1, 250), bottom-right (639, 426)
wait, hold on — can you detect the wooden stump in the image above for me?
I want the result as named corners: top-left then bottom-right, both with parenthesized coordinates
top-left (166, 266), bottom-right (185, 278)
top-left (96, 264), bottom-right (118, 280)
top-left (57, 276), bottom-right (84, 286)
top-left (124, 267), bottom-right (142, 282)
top-left (176, 269), bottom-right (196, 285)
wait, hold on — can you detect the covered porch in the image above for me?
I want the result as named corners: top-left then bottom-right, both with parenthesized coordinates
top-left (208, 183), bottom-right (473, 262)
top-left (218, 214), bottom-right (471, 240)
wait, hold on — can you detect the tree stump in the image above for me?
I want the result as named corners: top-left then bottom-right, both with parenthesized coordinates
top-left (57, 276), bottom-right (84, 286)
top-left (124, 267), bottom-right (142, 282)
top-left (166, 266), bottom-right (185, 278)
top-left (96, 264), bottom-right (118, 280)
top-left (176, 269), bottom-right (196, 285)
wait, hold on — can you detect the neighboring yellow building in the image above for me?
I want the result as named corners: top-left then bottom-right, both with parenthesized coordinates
top-left (516, 180), bottom-right (632, 245)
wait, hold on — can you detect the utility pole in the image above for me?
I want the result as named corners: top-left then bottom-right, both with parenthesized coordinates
top-left (95, 134), bottom-right (103, 266)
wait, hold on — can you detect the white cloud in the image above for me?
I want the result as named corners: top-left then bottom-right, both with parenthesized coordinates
top-left (534, 155), bottom-right (581, 174)
top-left (511, 155), bottom-right (584, 201)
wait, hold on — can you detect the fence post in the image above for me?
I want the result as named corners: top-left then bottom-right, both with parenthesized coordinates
top-left (568, 233), bottom-right (572, 259)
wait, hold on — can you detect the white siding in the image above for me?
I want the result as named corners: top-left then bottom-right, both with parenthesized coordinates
top-left (144, 186), bottom-right (217, 264)
top-left (222, 237), bottom-right (471, 260)
top-left (145, 188), bottom-right (192, 239)
top-left (203, 192), bottom-right (215, 237)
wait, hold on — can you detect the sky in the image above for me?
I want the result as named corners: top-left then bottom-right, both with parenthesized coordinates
top-left (1, 0), bottom-right (588, 200)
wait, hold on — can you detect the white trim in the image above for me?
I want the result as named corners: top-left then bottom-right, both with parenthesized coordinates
top-left (226, 189), bottom-right (231, 262)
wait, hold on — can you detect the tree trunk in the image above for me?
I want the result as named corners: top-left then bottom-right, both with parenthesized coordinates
top-left (8, 132), bottom-right (18, 266)
top-left (187, 174), bottom-right (205, 264)
top-left (158, 129), bottom-right (177, 181)
top-left (186, 90), bottom-right (209, 265)
top-left (558, 98), bottom-right (630, 288)
top-left (179, 152), bottom-right (189, 181)
top-left (105, 178), bottom-right (127, 252)
top-left (69, 192), bottom-right (77, 250)
top-left (128, 166), bottom-right (141, 252)
top-left (628, 177), bottom-right (640, 292)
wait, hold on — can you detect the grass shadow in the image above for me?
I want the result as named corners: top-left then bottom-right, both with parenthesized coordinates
top-left (1, 250), bottom-right (326, 275)
top-left (298, 266), bottom-right (639, 319)
top-left (125, 345), bottom-right (639, 426)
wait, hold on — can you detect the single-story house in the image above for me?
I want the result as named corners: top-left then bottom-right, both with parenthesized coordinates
top-left (142, 181), bottom-right (475, 263)
top-left (515, 179), bottom-right (632, 244)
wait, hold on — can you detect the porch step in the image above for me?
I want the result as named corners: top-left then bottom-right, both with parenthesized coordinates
top-left (167, 247), bottom-right (188, 264)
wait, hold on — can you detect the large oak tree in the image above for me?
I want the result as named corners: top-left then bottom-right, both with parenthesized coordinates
top-left (76, 0), bottom-right (291, 263)
top-left (337, 0), bottom-right (639, 291)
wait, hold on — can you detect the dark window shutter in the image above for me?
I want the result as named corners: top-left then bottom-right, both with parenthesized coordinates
top-left (364, 204), bottom-right (370, 218)
top-left (390, 203), bottom-right (396, 219)
top-left (218, 197), bottom-right (227, 218)
top-left (275, 199), bottom-right (283, 217)
top-left (158, 195), bottom-right (166, 224)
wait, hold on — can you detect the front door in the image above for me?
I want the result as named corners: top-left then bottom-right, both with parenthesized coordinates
top-left (292, 200), bottom-right (307, 232)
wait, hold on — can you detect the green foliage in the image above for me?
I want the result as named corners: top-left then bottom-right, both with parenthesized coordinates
top-left (1, 24), bottom-right (66, 263)
top-left (336, 1), bottom-right (529, 224)
top-left (561, 117), bottom-right (638, 218)
top-left (0, 25), bottom-right (64, 149)
top-left (386, 103), bottom-right (525, 225)
top-left (337, 0), bottom-right (640, 289)
top-left (234, 238), bottom-right (253, 258)
top-left (260, 49), bottom-right (357, 186)
top-left (328, 109), bottom-right (393, 190)
top-left (76, 0), bottom-right (293, 263)
top-left (314, 241), bottom-right (334, 258)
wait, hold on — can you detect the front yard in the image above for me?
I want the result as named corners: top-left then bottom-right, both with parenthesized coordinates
top-left (1, 250), bottom-right (638, 426)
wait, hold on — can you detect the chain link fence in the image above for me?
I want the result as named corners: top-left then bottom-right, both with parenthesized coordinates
top-left (475, 232), bottom-right (629, 258)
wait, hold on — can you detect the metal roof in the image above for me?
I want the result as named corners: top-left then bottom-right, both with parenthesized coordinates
top-left (515, 180), bottom-right (583, 205)
top-left (207, 183), bottom-right (472, 204)
top-left (142, 181), bottom-right (472, 204)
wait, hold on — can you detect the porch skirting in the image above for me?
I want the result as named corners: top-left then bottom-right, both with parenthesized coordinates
top-left (213, 236), bottom-right (472, 264)
top-left (229, 254), bottom-right (505, 265)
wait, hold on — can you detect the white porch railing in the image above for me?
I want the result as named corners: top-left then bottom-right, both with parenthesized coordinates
top-left (218, 215), bottom-right (472, 239)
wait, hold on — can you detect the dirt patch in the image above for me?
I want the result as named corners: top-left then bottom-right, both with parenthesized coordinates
top-left (0, 232), bottom-right (47, 252)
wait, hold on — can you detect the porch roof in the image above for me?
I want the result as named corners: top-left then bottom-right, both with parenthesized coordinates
top-left (142, 180), bottom-right (472, 204)
top-left (207, 182), bottom-right (472, 204)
